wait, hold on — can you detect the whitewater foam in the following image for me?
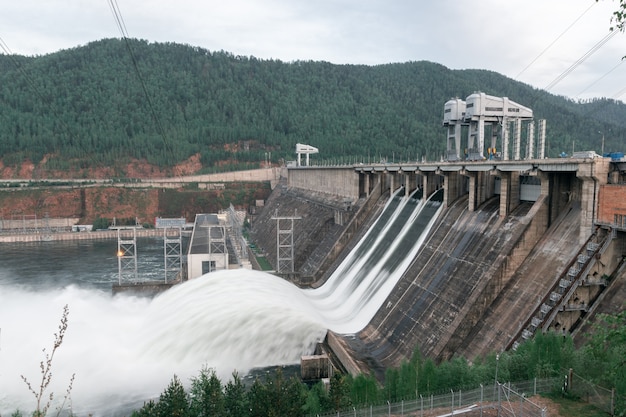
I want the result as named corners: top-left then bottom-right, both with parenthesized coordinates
top-left (0, 190), bottom-right (442, 415)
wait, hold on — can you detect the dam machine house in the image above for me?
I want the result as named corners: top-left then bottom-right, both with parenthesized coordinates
top-left (443, 92), bottom-right (545, 162)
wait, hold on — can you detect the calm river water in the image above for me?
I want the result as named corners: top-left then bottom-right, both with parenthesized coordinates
top-left (0, 237), bottom-right (176, 291)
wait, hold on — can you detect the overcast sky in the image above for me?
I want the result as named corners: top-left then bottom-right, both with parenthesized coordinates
top-left (1, 0), bottom-right (624, 102)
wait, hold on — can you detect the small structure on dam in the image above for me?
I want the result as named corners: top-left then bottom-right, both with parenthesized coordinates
top-left (295, 143), bottom-right (319, 166)
top-left (187, 213), bottom-right (232, 279)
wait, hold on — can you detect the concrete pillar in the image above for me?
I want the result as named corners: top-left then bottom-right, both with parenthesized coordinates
top-left (421, 171), bottom-right (439, 198)
top-left (577, 159), bottom-right (609, 244)
top-left (442, 171), bottom-right (461, 208)
top-left (510, 172), bottom-right (521, 212)
top-left (406, 172), bottom-right (419, 196)
top-left (498, 171), bottom-right (510, 217)
top-left (463, 170), bottom-right (478, 212)
top-left (496, 171), bottom-right (521, 217)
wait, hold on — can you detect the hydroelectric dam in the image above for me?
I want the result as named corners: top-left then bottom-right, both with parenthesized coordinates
top-left (250, 156), bottom-right (626, 378)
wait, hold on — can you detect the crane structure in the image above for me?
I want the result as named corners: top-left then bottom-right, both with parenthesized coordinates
top-left (443, 92), bottom-right (545, 161)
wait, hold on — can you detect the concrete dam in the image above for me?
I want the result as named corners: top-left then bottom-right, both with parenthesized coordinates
top-left (250, 157), bottom-right (626, 377)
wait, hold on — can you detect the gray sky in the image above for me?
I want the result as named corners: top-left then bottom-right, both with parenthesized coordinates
top-left (1, 0), bottom-right (624, 101)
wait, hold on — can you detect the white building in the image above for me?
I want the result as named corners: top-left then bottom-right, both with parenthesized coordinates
top-left (187, 214), bottom-right (229, 279)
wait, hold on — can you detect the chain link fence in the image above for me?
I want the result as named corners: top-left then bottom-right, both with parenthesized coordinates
top-left (568, 370), bottom-right (618, 416)
top-left (311, 377), bottom-right (562, 417)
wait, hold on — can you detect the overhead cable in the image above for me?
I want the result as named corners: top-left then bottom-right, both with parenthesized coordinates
top-left (575, 59), bottom-right (624, 98)
top-left (107, 0), bottom-right (175, 161)
top-left (516, 3), bottom-right (596, 79)
top-left (544, 29), bottom-right (618, 92)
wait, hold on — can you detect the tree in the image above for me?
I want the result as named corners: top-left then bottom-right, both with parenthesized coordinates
top-left (20, 304), bottom-right (75, 417)
top-left (156, 375), bottom-right (189, 417)
top-left (580, 309), bottom-right (626, 412)
top-left (130, 400), bottom-right (157, 417)
top-left (224, 371), bottom-right (249, 417)
top-left (302, 381), bottom-right (329, 415)
top-left (328, 373), bottom-right (352, 411)
top-left (247, 368), bottom-right (306, 417)
top-left (189, 367), bottom-right (225, 417)
top-left (601, 0), bottom-right (626, 32)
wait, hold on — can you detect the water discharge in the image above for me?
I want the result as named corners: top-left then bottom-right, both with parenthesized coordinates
top-left (0, 189), bottom-right (442, 415)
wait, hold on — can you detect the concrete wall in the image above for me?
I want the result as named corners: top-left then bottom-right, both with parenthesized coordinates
top-left (188, 253), bottom-right (229, 280)
top-left (597, 184), bottom-right (626, 225)
top-left (288, 167), bottom-right (359, 201)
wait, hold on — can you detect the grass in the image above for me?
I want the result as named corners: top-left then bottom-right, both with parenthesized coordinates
top-left (542, 393), bottom-right (610, 417)
top-left (255, 256), bottom-right (273, 271)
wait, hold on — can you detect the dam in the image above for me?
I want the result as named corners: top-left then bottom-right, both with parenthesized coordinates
top-left (251, 154), bottom-right (626, 377)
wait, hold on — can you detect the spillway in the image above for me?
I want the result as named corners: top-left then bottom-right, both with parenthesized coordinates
top-left (351, 195), bottom-right (538, 374)
top-left (310, 188), bottom-right (443, 333)
top-left (0, 188), bottom-right (443, 416)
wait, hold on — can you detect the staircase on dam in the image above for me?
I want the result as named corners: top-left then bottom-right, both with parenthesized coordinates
top-left (510, 228), bottom-right (613, 349)
top-left (454, 202), bottom-right (584, 360)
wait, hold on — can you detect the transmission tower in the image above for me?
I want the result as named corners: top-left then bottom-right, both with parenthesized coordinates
top-left (272, 210), bottom-right (301, 273)
top-left (117, 228), bottom-right (138, 284)
top-left (164, 226), bottom-right (182, 283)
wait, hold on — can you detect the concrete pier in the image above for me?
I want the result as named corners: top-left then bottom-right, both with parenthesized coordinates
top-left (0, 228), bottom-right (170, 243)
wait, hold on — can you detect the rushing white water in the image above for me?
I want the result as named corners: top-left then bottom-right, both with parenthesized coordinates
top-left (0, 189), bottom-right (442, 415)
top-left (0, 272), bottom-right (328, 415)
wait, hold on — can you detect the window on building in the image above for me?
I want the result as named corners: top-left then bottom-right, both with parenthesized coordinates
top-left (202, 260), bottom-right (217, 274)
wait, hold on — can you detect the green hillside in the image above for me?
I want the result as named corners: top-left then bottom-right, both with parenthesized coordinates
top-left (0, 38), bottom-right (624, 175)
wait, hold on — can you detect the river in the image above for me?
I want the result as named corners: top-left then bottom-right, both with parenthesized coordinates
top-left (0, 238), bottom-right (328, 416)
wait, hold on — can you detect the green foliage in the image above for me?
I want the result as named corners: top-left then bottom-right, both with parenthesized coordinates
top-left (223, 371), bottom-right (249, 417)
top-left (130, 400), bottom-right (157, 417)
top-left (601, 0), bottom-right (626, 33)
top-left (303, 381), bottom-right (329, 415)
top-left (1, 39), bottom-right (625, 175)
top-left (328, 373), bottom-right (352, 411)
top-left (579, 309), bottom-right (626, 412)
top-left (247, 368), bottom-right (307, 417)
top-left (189, 367), bottom-right (225, 417)
top-left (156, 375), bottom-right (189, 417)
top-left (349, 373), bottom-right (379, 405)
top-left (92, 217), bottom-right (109, 230)
top-left (124, 315), bottom-right (625, 416)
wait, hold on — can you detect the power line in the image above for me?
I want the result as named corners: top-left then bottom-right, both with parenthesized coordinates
top-left (107, 0), bottom-right (175, 163)
top-left (611, 84), bottom-right (626, 100)
top-left (575, 59), bottom-right (625, 98)
top-left (544, 29), bottom-right (618, 92)
top-left (516, 2), bottom-right (596, 80)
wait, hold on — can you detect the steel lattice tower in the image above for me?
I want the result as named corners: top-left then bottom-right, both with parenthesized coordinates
top-left (117, 228), bottom-right (138, 284)
top-left (164, 227), bottom-right (182, 283)
top-left (272, 210), bottom-right (301, 273)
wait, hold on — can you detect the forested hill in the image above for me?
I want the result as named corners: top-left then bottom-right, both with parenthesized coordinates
top-left (1, 38), bottom-right (625, 177)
